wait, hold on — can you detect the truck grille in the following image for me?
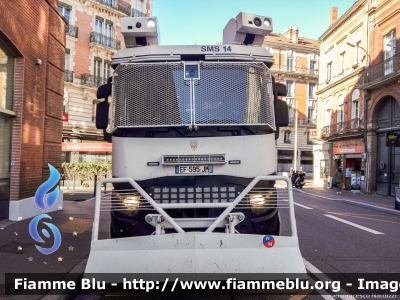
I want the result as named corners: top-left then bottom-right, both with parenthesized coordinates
top-left (151, 186), bottom-right (238, 203)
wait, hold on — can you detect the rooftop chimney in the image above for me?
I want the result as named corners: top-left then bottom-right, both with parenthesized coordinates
top-left (284, 26), bottom-right (292, 40)
top-left (292, 26), bottom-right (299, 43)
top-left (330, 7), bottom-right (338, 25)
top-left (284, 26), bottom-right (299, 44)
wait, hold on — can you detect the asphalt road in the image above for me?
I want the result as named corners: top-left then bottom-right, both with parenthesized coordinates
top-left (72, 188), bottom-right (400, 300)
top-left (281, 188), bottom-right (400, 274)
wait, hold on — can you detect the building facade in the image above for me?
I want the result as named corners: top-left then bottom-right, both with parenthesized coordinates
top-left (0, 0), bottom-right (66, 220)
top-left (358, 0), bottom-right (400, 196)
top-left (60, 0), bottom-right (152, 164)
top-left (313, 2), bottom-right (369, 192)
top-left (263, 27), bottom-right (319, 177)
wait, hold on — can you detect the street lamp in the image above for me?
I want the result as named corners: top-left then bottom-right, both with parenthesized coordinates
top-left (346, 42), bottom-right (371, 67)
top-left (346, 41), bottom-right (371, 193)
top-left (288, 98), bottom-right (298, 172)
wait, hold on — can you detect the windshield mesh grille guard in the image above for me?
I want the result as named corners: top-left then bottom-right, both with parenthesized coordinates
top-left (111, 61), bottom-right (275, 131)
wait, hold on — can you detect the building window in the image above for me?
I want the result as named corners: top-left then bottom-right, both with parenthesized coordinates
top-left (339, 50), bottom-right (346, 73)
top-left (351, 89), bottom-right (360, 119)
top-left (337, 95), bottom-right (344, 125)
top-left (384, 29), bottom-right (396, 59)
top-left (310, 60), bottom-right (316, 70)
top-left (103, 61), bottom-right (111, 80)
top-left (92, 100), bottom-right (99, 123)
top-left (94, 57), bottom-right (102, 78)
top-left (286, 57), bottom-right (293, 71)
top-left (306, 132), bottom-right (313, 145)
top-left (308, 83), bottom-right (315, 98)
top-left (95, 18), bottom-right (103, 35)
top-left (0, 41), bottom-right (15, 111)
top-left (137, 0), bottom-right (144, 12)
top-left (286, 80), bottom-right (293, 96)
top-left (327, 62), bottom-right (332, 81)
top-left (384, 29), bottom-right (396, 74)
top-left (58, 5), bottom-right (70, 23)
top-left (307, 107), bottom-right (314, 124)
top-left (0, 40), bottom-right (15, 207)
top-left (284, 130), bottom-right (291, 144)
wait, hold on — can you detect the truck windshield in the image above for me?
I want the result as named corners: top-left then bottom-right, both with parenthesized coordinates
top-left (111, 61), bottom-right (275, 131)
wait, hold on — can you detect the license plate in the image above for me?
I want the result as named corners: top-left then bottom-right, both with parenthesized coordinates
top-left (175, 165), bottom-right (213, 174)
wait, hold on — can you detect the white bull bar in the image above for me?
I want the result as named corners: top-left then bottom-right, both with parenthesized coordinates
top-left (86, 175), bottom-right (306, 276)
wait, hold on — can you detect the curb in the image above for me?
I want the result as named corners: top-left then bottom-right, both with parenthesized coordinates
top-left (293, 189), bottom-right (400, 217)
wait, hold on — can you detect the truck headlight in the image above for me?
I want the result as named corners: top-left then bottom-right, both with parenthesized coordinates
top-left (116, 193), bottom-right (140, 215)
top-left (249, 191), bottom-right (273, 214)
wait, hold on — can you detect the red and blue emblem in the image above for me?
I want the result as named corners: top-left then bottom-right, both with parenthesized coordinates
top-left (263, 235), bottom-right (275, 248)
top-left (190, 140), bottom-right (198, 151)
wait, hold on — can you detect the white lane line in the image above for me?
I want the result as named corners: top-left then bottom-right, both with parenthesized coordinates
top-left (293, 202), bottom-right (313, 209)
top-left (324, 214), bottom-right (384, 234)
top-left (303, 258), bottom-right (356, 300)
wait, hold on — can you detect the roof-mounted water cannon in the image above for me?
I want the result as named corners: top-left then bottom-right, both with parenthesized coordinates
top-left (121, 17), bottom-right (159, 48)
top-left (223, 12), bottom-right (273, 46)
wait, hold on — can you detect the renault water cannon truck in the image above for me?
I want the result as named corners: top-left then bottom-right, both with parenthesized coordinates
top-left (85, 12), bottom-right (306, 276)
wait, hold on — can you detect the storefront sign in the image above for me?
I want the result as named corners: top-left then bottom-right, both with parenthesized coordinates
top-left (61, 142), bottom-right (112, 152)
top-left (332, 145), bottom-right (364, 154)
top-left (62, 114), bottom-right (68, 122)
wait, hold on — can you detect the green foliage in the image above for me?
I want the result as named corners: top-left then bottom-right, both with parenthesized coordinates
top-left (61, 162), bottom-right (112, 182)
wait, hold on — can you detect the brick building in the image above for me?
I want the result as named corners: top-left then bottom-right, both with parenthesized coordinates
top-left (0, 0), bottom-right (66, 220)
top-left (313, 2), bottom-right (369, 191)
top-left (358, 0), bottom-right (400, 196)
top-left (60, 0), bottom-right (152, 164)
top-left (263, 27), bottom-right (319, 177)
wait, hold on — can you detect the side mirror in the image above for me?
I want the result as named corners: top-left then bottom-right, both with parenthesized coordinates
top-left (273, 82), bottom-right (287, 97)
top-left (95, 80), bottom-right (112, 130)
top-left (96, 101), bottom-right (109, 129)
top-left (273, 82), bottom-right (289, 127)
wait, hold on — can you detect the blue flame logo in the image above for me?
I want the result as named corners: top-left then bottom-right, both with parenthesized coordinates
top-left (29, 164), bottom-right (62, 255)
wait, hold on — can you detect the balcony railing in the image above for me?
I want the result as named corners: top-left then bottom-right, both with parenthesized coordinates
top-left (309, 129), bottom-right (320, 140)
top-left (94, 0), bottom-right (131, 15)
top-left (66, 24), bottom-right (78, 38)
top-left (330, 122), bottom-right (344, 135)
top-left (288, 118), bottom-right (316, 126)
top-left (320, 118), bottom-right (361, 139)
top-left (270, 64), bottom-right (319, 77)
top-left (132, 8), bottom-right (147, 17)
top-left (81, 74), bottom-right (107, 87)
top-left (359, 52), bottom-right (400, 87)
top-left (343, 118), bottom-right (361, 132)
top-left (321, 125), bottom-right (330, 138)
top-left (65, 70), bottom-right (74, 83)
top-left (90, 32), bottom-right (121, 50)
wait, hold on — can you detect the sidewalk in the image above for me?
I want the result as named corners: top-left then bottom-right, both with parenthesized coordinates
top-left (295, 181), bottom-right (400, 216)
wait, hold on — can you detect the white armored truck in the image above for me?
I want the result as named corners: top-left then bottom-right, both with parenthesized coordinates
top-left (85, 12), bottom-right (306, 276)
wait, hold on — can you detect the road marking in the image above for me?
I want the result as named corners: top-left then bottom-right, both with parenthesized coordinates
top-left (303, 258), bottom-right (356, 300)
top-left (293, 202), bottom-right (313, 209)
top-left (324, 214), bottom-right (384, 234)
top-left (327, 212), bottom-right (400, 224)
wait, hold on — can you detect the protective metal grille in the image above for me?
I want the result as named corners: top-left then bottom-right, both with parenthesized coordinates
top-left (111, 61), bottom-right (275, 131)
top-left (112, 62), bottom-right (190, 129)
top-left (194, 62), bottom-right (275, 127)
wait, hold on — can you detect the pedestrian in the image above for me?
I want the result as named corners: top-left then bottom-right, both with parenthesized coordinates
top-left (334, 167), bottom-right (343, 194)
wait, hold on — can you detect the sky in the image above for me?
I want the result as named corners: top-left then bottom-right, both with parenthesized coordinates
top-left (152, 0), bottom-right (357, 45)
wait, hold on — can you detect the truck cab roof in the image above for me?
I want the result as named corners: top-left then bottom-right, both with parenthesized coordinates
top-left (111, 44), bottom-right (274, 67)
